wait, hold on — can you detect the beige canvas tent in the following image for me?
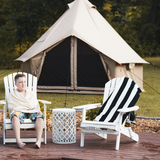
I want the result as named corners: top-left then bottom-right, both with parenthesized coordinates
top-left (16, 0), bottom-right (148, 94)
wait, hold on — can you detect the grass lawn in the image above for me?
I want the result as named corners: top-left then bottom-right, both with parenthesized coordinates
top-left (0, 57), bottom-right (160, 117)
top-left (136, 57), bottom-right (160, 117)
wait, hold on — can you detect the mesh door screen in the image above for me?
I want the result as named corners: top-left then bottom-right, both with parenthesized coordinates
top-left (77, 38), bottom-right (109, 87)
top-left (38, 37), bottom-right (71, 86)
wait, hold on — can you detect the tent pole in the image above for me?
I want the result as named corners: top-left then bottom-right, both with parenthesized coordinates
top-left (64, 37), bottom-right (73, 107)
top-left (64, 58), bottom-right (70, 108)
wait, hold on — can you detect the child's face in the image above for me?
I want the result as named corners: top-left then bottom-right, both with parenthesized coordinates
top-left (15, 76), bottom-right (27, 92)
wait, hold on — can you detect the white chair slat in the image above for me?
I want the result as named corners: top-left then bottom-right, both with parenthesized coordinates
top-left (110, 78), bottom-right (116, 94)
top-left (33, 76), bottom-right (37, 97)
top-left (103, 81), bottom-right (111, 103)
top-left (22, 72), bottom-right (27, 78)
top-left (13, 72), bottom-right (17, 89)
top-left (5, 118), bottom-right (33, 123)
top-left (115, 77), bottom-right (122, 88)
top-left (8, 74), bottom-right (14, 92)
top-left (4, 77), bottom-right (9, 100)
top-left (4, 77), bottom-right (9, 118)
top-left (28, 73), bottom-right (32, 91)
top-left (103, 77), bottom-right (125, 103)
top-left (23, 72), bottom-right (28, 86)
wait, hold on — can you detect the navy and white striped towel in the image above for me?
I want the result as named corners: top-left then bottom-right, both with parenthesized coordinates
top-left (94, 77), bottom-right (142, 124)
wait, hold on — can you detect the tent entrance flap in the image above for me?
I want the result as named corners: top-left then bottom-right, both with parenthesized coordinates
top-left (75, 38), bottom-right (109, 91)
top-left (38, 37), bottom-right (73, 89)
top-left (37, 36), bottom-right (109, 92)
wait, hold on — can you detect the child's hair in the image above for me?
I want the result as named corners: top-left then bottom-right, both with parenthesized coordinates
top-left (15, 74), bottom-right (26, 82)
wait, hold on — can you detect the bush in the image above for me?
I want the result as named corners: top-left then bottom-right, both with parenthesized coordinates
top-left (86, 97), bottom-right (103, 120)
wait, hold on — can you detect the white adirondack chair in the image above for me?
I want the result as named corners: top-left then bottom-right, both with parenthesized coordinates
top-left (1, 72), bottom-right (51, 145)
top-left (73, 77), bottom-right (141, 150)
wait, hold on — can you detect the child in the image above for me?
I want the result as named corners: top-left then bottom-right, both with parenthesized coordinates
top-left (8, 74), bottom-right (44, 149)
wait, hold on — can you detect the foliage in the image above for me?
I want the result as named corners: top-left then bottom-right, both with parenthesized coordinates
top-left (86, 107), bottom-right (101, 120)
top-left (86, 97), bottom-right (103, 120)
top-left (4, 1), bottom-right (105, 51)
top-left (10, 0), bottom-right (107, 44)
top-left (0, 0), bottom-right (108, 66)
top-left (0, 0), bottom-right (160, 62)
top-left (105, 0), bottom-right (160, 57)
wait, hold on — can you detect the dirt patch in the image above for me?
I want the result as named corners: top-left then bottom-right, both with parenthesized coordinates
top-left (1, 111), bottom-right (160, 133)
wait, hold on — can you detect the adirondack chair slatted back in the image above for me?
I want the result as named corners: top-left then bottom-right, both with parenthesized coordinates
top-left (96, 77), bottom-right (141, 125)
top-left (103, 77), bottom-right (122, 104)
top-left (4, 72), bottom-right (37, 117)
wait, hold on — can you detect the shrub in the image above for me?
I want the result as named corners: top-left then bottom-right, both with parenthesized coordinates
top-left (86, 97), bottom-right (103, 120)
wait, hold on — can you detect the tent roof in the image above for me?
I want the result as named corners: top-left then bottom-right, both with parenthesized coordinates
top-left (16, 0), bottom-right (148, 64)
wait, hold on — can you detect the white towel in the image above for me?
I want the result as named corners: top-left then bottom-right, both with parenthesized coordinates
top-left (8, 89), bottom-right (41, 116)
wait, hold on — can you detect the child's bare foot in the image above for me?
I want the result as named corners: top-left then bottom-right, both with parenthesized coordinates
top-left (17, 142), bottom-right (26, 149)
top-left (35, 142), bottom-right (41, 149)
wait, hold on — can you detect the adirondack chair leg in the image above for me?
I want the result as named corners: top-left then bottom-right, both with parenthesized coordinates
top-left (3, 129), bottom-right (6, 145)
top-left (120, 127), bottom-right (139, 142)
top-left (44, 103), bottom-right (47, 144)
top-left (44, 127), bottom-right (47, 144)
top-left (115, 131), bottom-right (121, 150)
top-left (128, 127), bottom-right (139, 142)
top-left (80, 131), bottom-right (85, 147)
top-left (3, 103), bottom-right (6, 145)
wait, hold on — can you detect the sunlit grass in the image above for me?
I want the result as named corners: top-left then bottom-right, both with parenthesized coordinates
top-left (136, 57), bottom-right (160, 117)
top-left (0, 69), bottom-right (102, 111)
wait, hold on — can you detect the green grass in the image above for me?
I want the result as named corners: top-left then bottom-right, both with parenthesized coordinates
top-left (136, 57), bottom-right (160, 117)
top-left (0, 69), bottom-right (102, 111)
top-left (0, 57), bottom-right (160, 117)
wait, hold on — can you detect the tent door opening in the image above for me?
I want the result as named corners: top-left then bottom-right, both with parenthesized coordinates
top-left (38, 37), bottom-right (73, 90)
top-left (37, 36), bottom-right (109, 92)
top-left (75, 38), bottom-right (109, 91)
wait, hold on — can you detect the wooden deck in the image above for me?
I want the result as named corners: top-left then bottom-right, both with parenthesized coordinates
top-left (0, 130), bottom-right (160, 160)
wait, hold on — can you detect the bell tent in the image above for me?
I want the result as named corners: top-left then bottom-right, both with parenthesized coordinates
top-left (16, 0), bottom-right (148, 94)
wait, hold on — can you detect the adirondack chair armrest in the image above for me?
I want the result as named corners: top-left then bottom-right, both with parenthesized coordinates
top-left (117, 106), bottom-right (139, 113)
top-left (117, 106), bottom-right (139, 128)
top-left (0, 100), bottom-right (6, 105)
top-left (38, 100), bottom-right (51, 105)
top-left (73, 103), bottom-right (101, 121)
top-left (73, 103), bottom-right (101, 110)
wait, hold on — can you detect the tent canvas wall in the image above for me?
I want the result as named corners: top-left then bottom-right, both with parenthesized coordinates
top-left (16, 0), bottom-right (148, 94)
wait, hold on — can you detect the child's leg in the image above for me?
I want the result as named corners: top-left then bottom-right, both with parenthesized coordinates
top-left (35, 117), bottom-right (44, 148)
top-left (12, 115), bottom-right (26, 148)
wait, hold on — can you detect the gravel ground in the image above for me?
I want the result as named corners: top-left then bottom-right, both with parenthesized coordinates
top-left (1, 111), bottom-right (160, 133)
top-left (74, 112), bottom-right (160, 134)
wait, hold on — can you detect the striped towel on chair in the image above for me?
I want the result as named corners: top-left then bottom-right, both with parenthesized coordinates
top-left (8, 89), bottom-right (41, 116)
top-left (94, 77), bottom-right (142, 124)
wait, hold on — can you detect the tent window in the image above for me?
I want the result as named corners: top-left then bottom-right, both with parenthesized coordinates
top-left (77, 39), bottom-right (109, 87)
top-left (38, 37), bottom-right (71, 86)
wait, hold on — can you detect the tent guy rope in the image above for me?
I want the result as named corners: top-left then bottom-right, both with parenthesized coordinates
top-left (120, 64), bottom-right (160, 95)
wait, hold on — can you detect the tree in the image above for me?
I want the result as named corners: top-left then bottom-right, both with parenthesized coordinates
top-left (9, 0), bottom-right (108, 56)
top-left (106, 0), bottom-right (160, 57)
top-left (0, 0), bottom-right (19, 66)
top-left (1, 0), bottom-right (160, 65)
